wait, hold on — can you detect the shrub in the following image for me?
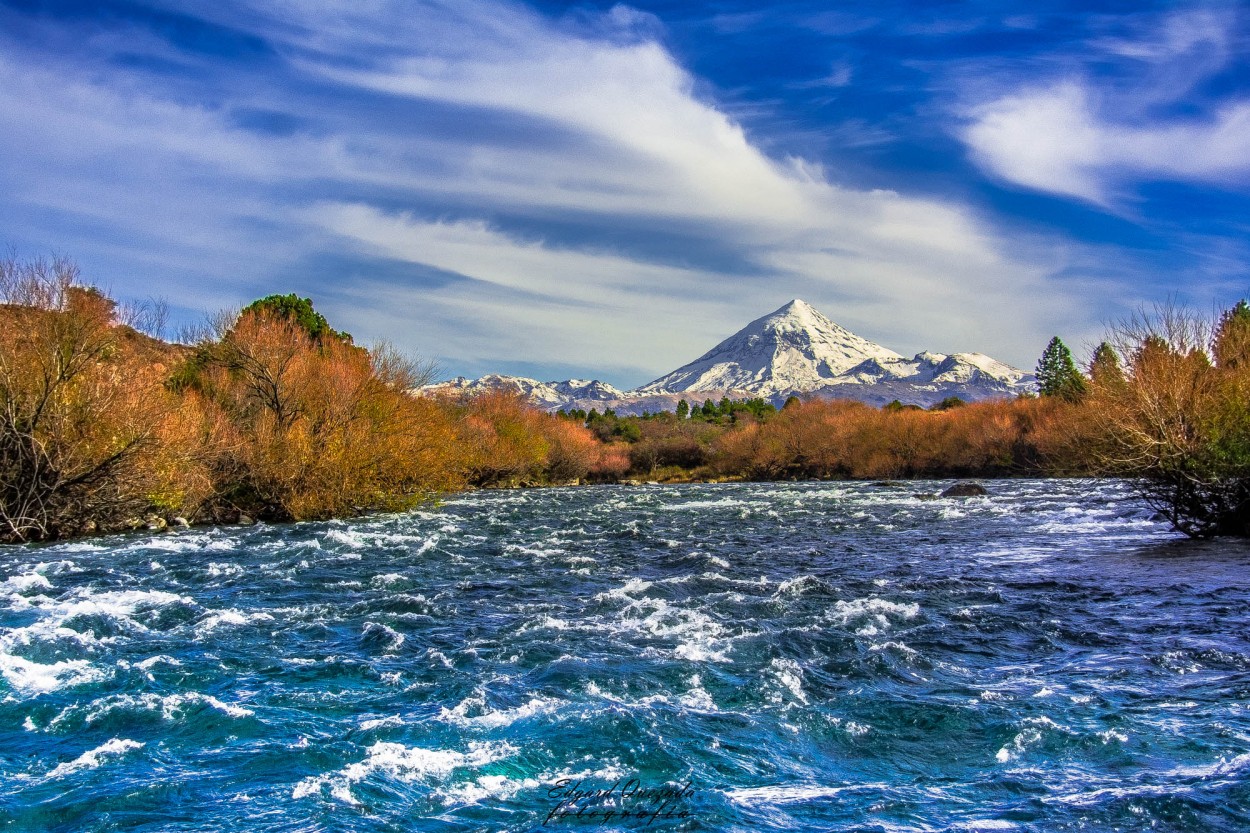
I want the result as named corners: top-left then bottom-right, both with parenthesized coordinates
top-left (541, 417), bottom-right (601, 483)
top-left (179, 303), bottom-right (464, 520)
top-left (0, 256), bottom-right (184, 540)
top-left (1086, 302), bottom-right (1250, 536)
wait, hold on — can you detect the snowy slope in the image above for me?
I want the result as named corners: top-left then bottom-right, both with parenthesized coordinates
top-left (421, 300), bottom-right (1035, 413)
top-left (636, 300), bottom-right (904, 397)
top-left (423, 375), bottom-right (626, 409)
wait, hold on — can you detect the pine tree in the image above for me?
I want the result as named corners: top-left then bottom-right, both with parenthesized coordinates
top-left (676, 399), bottom-right (689, 420)
top-left (1088, 341), bottom-right (1124, 387)
top-left (1036, 336), bottom-right (1086, 401)
top-left (242, 293), bottom-right (351, 343)
top-left (1214, 299), bottom-right (1250, 369)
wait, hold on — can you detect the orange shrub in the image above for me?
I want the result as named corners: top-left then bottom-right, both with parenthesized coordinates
top-left (589, 443), bottom-right (632, 481)
top-left (178, 307), bottom-right (466, 520)
top-left (711, 395), bottom-right (1094, 482)
top-left (540, 416), bottom-right (601, 483)
top-left (454, 390), bottom-right (552, 486)
top-left (0, 257), bottom-right (190, 540)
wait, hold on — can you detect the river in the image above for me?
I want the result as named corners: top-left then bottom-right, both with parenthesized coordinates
top-left (2, 480), bottom-right (1248, 831)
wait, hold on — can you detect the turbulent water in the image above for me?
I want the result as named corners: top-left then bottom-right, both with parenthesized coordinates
top-left (3, 480), bottom-right (1250, 832)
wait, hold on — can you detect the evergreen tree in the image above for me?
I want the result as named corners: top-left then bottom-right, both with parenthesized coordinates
top-left (1036, 336), bottom-right (1087, 401)
top-left (613, 420), bottom-right (642, 442)
top-left (1088, 342), bottom-right (1124, 387)
top-left (1214, 300), bottom-right (1250, 369)
top-left (242, 294), bottom-right (351, 343)
top-left (676, 399), bottom-right (689, 420)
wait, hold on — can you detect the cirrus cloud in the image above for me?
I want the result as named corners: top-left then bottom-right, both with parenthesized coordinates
top-left (0, 0), bottom-right (1171, 384)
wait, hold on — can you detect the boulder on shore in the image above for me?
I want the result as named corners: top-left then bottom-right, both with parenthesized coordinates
top-left (940, 482), bottom-right (989, 498)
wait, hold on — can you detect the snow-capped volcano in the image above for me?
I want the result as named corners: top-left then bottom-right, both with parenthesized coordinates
top-left (636, 299), bottom-right (904, 397)
top-left (422, 299), bottom-right (1034, 412)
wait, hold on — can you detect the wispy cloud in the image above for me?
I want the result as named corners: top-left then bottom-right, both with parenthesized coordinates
top-left (961, 9), bottom-right (1250, 206)
top-left (0, 0), bottom-right (1178, 384)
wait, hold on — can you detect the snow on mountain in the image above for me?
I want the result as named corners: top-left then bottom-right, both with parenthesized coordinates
top-left (422, 375), bottom-right (625, 409)
top-left (422, 299), bottom-right (1035, 412)
top-left (635, 299), bottom-right (1032, 406)
top-left (636, 299), bottom-right (904, 397)
top-left (816, 349), bottom-right (1032, 407)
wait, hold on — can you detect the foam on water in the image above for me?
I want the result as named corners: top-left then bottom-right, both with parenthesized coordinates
top-left (3, 479), bottom-right (1246, 832)
top-left (45, 738), bottom-right (145, 779)
top-left (439, 694), bottom-right (565, 729)
top-left (48, 691), bottom-right (255, 727)
top-left (0, 653), bottom-right (105, 694)
top-left (293, 740), bottom-right (518, 806)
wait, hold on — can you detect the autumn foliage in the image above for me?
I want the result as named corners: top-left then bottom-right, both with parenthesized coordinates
top-left (710, 396), bottom-right (1085, 481)
top-left (446, 390), bottom-right (623, 487)
top-left (0, 257), bottom-right (196, 540)
top-left (1081, 302), bottom-right (1250, 536)
top-left (0, 263), bottom-right (617, 540)
top-left (15, 256), bottom-right (1250, 543)
top-left (174, 308), bottom-right (467, 522)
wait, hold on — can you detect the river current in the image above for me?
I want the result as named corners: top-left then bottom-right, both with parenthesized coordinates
top-left (2, 480), bottom-right (1249, 832)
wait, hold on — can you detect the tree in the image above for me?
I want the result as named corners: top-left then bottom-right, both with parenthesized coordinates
top-left (676, 399), bottom-right (689, 420)
top-left (0, 256), bottom-right (179, 540)
top-left (1213, 300), bottom-right (1250, 369)
top-left (931, 396), bottom-right (966, 411)
top-left (1086, 302), bottom-right (1250, 537)
top-left (242, 293), bottom-right (351, 343)
top-left (1088, 342), bottom-right (1124, 387)
top-left (176, 296), bottom-right (462, 520)
top-left (613, 420), bottom-right (642, 443)
top-left (1036, 336), bottom-right (1087, 402)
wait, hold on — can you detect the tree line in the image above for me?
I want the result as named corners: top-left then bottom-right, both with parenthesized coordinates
top-left (2, 254), bottom-right (1248, 540)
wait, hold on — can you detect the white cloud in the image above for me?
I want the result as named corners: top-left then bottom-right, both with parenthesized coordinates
top-left (965, 81), bottom-right (1250, 205)
top-left (0, 0), bottom-right (1131, 383)
top-left (1092, 8), bottom-right (1229, 67)
top-left (962, 10), bottom-right (1250, 205)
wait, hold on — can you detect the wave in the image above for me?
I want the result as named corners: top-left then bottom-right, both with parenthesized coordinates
top-left (292, 740), bottom-right (518, 806)
top-left (45, 738), bottom-right (144, 780)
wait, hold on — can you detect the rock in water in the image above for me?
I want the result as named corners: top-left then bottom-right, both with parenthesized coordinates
top-left (941, 482), bottom-right (989, 498)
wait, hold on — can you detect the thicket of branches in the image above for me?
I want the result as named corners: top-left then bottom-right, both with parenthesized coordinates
top-left (0, 259), bottom-right (616, 542)
top-left (0, 256), bottom-right (191, 540)
top-left (1084, 301), bottom-right (1250, 537)
top-left (709, 396), bottom-right (1084, 481)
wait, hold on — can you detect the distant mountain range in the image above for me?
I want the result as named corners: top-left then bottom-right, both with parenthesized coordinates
top-left (425, 299), bottom-right (1035, 414)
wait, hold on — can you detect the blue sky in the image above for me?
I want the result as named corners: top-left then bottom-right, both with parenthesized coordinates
top-left (2, 0), bottom-right (1247, 387)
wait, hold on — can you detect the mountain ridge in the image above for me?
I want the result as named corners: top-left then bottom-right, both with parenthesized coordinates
top-left (423, 299), bottom-right (1035, 413)
top-left (637, 299), bottom-right (905, 397)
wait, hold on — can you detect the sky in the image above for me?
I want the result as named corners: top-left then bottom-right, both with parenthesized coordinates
top-left (1, 0), bottom-right (1248, 388)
